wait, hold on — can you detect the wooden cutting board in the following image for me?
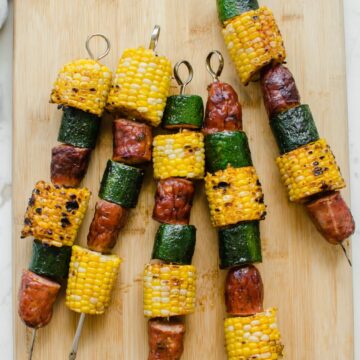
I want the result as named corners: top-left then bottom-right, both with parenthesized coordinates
top-left (12, 0), bottom-right (353, 359)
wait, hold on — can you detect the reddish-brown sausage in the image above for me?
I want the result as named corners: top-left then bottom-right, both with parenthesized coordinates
top-left (113, 119), bottom-right (152, 164)
top-left (225, 265), bottom-right (264, 316)
top-left (203, 82), bottom-right (242, 134)
top-left (153, 178), bottom-right (195, 225)
top-left (51, 144), bottom-right (91, 188)
top-left (260, 64), bottom-right (301, 118)
top-left (87, 200), bottom-right (128, 253)
top-left (148, 319), bottom-right (185, 360)
top-left (305, 191), bottom-right (355, 244)
top-left (18, 270), bottom-right (60, 328)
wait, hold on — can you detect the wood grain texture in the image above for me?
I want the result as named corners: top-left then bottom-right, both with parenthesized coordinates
top-left (13, 0), bottom-right (353, 359)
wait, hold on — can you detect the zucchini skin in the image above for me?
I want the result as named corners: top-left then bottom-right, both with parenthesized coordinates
top-left (152, 224), bottom-right (196, 265)
top-left (29, 240), bottom-right (72, 281)
top-left (217, 0), bottom-right (259, 23)
top-left (99, 160), bottom-right (144, 208)
top-left (270, 104), bottom-right (319, 154)
top-left (205, 131), bottom-right (252, 173)
top-left (218, 221), bottom-right (262, 269)
top-left (58, 107), bottom-right (100, 148)
top-left (162, 95), bottom-right (204, 129)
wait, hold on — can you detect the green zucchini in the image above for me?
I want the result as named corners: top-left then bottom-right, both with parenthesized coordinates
top-left (205, 131), bottom-right (253, 173)
top-left (99, 160), bottom-right (144, 208)
top-left (218, 221), bottom-right (262, 269)
top-left (162, 95), bottom-right (204, 129)
top-left (58, 106), bottom-right (100, 148)
top-left (29, 240), bottom-right (72, 281)
top-left (270, 104), bottom-right (319, 154)
top-left (152, 224), bottom-right (196, 265)
top-left (217, 0), bottom-right (259, 23)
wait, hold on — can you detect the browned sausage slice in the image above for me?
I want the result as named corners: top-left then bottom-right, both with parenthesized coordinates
top-left (18, 270), bottom-right (60, 328)
top-left (113, 118), bottom-right (152, 164)
top-left (87, 200), bottom-right (128, 253)
top-left (203, 82), bottom-right (242, 134)
top-left (260, 64), bottom-right (301, 118)
top-left (225, 265), bottom-right (264, 316)
top-left (148, 319), bottom-right (185, 360)
top-left (305, 191), bottom-right (355, 244)
top-left (153, 178), bottom-right (195, 225)
top-left (51, 144), bottom-right (91, 188)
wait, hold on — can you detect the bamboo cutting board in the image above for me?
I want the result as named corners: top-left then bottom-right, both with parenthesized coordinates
top-left (12, 0), bottom-right (353, 359)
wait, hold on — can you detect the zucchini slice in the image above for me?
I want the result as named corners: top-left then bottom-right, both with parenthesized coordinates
top-left (58, 106), bottom-right (100, 148)
top-left (218, 221), bottom-right (262, 269)
top-left (152, 224), bottom-right (196, 265)
top-left (29, 240), bottom-right (72, 281)
top-left (162, 95), bottom-right (204, 129)
top-left (205, 131), bottom-right (252, 173)
top-left (217, 0), bottom-right (259, 23)
top-left (98, 160), bottom-right (144, 208)
top-left (270, 104), bottom-right (319, 154)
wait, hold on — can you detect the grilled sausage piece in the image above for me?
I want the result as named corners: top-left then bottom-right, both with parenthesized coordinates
top-left (87, 200), bottom-right (128, 253)
top-left (305, 191), bottom-right (355, 244)
top-left (18, 270), bottom-right (60, 328)
top-left (153, 178), bottom-right (195, 225)
top-left (203, 82), bottom-right (242, 135)
top-left (113, 119), bottom-right (152, 164)
top-left (261, 64), bottom-right (301, 118)
top-left (148, 319), bottom-right (185, 360)
top-left (225, 265), bottom-right (264, 316)
top-left (51, 144), bottom-right (92, 188)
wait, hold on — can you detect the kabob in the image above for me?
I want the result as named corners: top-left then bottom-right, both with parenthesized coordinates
top-left (217, 0), bottom-right (355, 263)
top-left (65, 26), bottom-right (173, 359)
top-left (203, 50), bottom-right (284, 360)
top-left (18, 34), bottom-right (112, 359)
top-left (144, 61), bottom-right (205, 359)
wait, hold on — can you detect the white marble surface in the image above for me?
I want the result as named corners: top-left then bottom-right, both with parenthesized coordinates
top-left (0, 1), bottom-right (359, 359)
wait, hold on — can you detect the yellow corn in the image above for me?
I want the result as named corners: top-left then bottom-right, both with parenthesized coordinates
top-left (276, 139), bottom-right (346, 203)
top-left (50, 59), bottom-right (112, 116)
top-left (107, 47), bottom-right (172, 127)
top-left (66, 245), bottom-right (121, 315)
top-left (143, 263), bottom-right (196, 318)
top-left (21, 181), bottom-right (90, 247)
top-left (222, 7), bottom-right (286, 85)
top-left (153, 131), bottom-right (205, 180)
top-left (224, 308), bottom-right (284, 360)
top-left (205, 166), bottom-right (266, 227)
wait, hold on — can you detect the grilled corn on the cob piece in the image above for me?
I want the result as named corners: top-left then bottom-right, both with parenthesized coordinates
top-left (107, 47), bottom-right (172, 127)
top-left (66, 245), bottom-right (121, 315)
top-left (224, 308), bottom-right (284, 360)
top-left (21, 181), bottom-right (90, 247)
top-left (143, 263), bottom-right (196, 318)
top-left (205, 166), bottom-right (266, 227)
top-left (276, 139), bottom-right (345, 203)
top-left (50, 59), bottom-right (112, 116)
top-left (222, 7), bottom-right (286, 85)
top-left (153, 131), bottom-right (205, 180)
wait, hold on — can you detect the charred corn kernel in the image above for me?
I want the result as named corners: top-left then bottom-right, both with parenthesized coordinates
top-left (224, 308), bottom-right (284, 360)
top-left (143, 263), bottom-right (196, 318)
top-left (66, 246), bottom-right (121, 315)
top-left (153, 131), bottom-right (205, 180)
top-left (21, 181), bottom-right (90, 247)
top-left (205, 166), bottom-right (266, 227)
top-left (50, 59), bottom-right (112, 116)
top-left (107, 47), bottom-right (172, 127)
top-left (276, 139), bottom-right (346, 203)
top-left (222, 7), bottom-right (286, 85)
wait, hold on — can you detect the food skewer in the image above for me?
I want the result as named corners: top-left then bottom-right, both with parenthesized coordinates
top-left (217, 0), bottom-right (355, 264)
top-left (144, 60), bottom-right (205, 359)
top-left (28, 328), bottom-right (37, 360)
top-left (203, 50), bottom-right (283, 359)
top-left (69, 313), bottom-right (86, 360)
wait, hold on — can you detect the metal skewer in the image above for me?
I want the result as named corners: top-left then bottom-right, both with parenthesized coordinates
top-left (206, 50), bottom-right (224, 82)
top-left (340, 243), bottom-right (352, 267)
top-left (174, 60), bottom-right (193, 95)
top-left (85, 33), bottom-right (111, 61)
top-left (69, 313), bottom-right (86, 360)
top-left (149, 25), bottom-right (161, 53)
top-left (28, 328), bottom-right (37, 360)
